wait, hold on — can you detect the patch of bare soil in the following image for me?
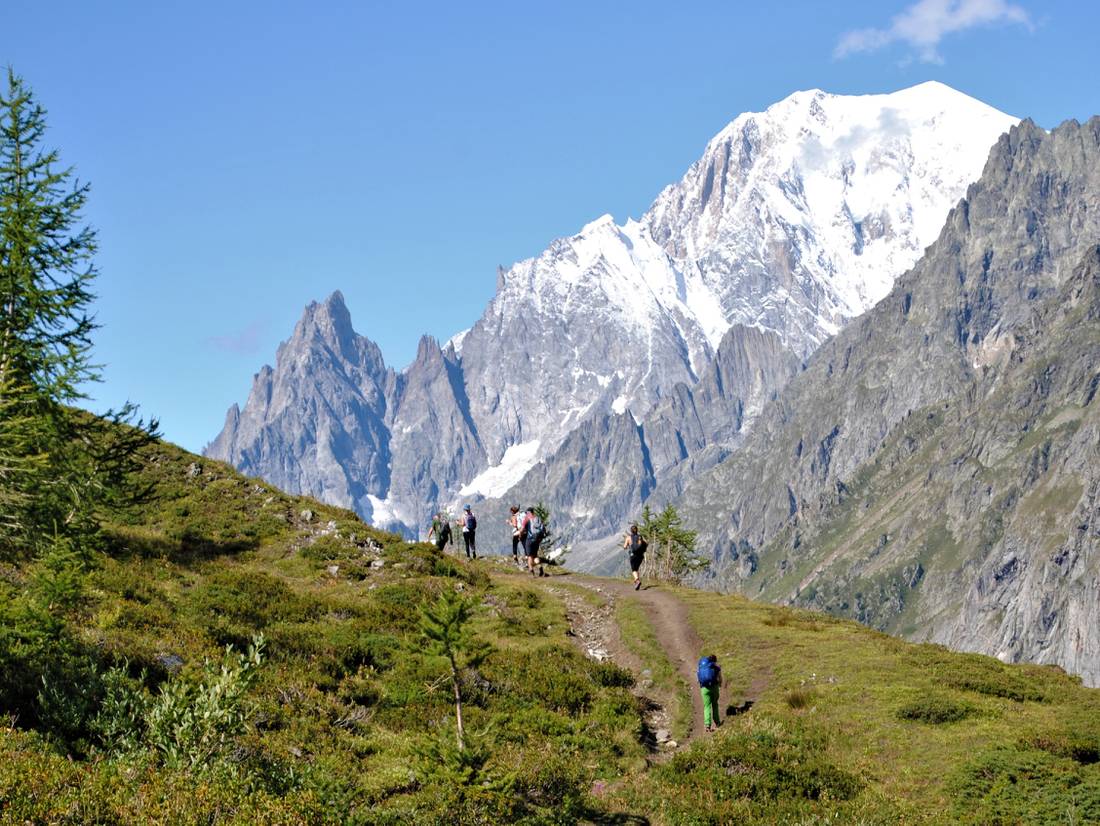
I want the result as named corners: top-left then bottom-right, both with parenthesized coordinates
top-left (580, 578), bottom-right (706, 744)
top-left (547, 582), bottom-right (679, 756)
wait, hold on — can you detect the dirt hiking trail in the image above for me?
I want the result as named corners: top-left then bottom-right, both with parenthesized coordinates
top-left (540, 572), bottom-right (708, 747)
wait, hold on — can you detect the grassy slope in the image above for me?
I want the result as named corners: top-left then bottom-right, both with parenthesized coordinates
top-left (0, 440), bottom-right (647, 824)
top-left (605, 587), bottom-right (1100, 824)
top-left (3, 436), bottom-right (1099, 824)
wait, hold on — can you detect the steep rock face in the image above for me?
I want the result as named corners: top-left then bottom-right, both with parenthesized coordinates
top-left (205, 292), bottom-right (395, 515)
top-left (380, 336), bottom-right (485, 531)
top-left (642, 325), bottom-right (803, 475)
top-left (501, 411), bottom-right (656, 537)
top-left (204, 295), bottom-right (484, 534)
top-left (455, 216), bottom-right (707, 465)
top-left (473, 323), bottom-right (804, 569)
top-left (679, 118), bottom-right (1100, 684)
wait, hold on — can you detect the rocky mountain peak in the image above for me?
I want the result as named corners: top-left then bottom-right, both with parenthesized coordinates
top-left (413, 334), bottom-right (445, 366)
top-left (208, 83), bottom-right (1019, 549)
top-left (277, 289), bottom-right (387, 382)
top-left (288, 290), bottom-right (355, 355)
top-left (643, 81), bottom-right (1018, 357)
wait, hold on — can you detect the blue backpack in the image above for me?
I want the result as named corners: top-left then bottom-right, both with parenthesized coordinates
top-left (697, 657), bottom-right (719, 687)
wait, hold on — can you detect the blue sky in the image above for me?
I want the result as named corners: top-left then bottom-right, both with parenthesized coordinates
top-left (2, 0), bottom-right (1098, 452)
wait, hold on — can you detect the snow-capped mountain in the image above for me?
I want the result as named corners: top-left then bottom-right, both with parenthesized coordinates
top-left (206, 82), bottom-right (1017, 539)
top-left (451, 81), bottom-right (1016, 498)
top-left (645, 80), bottom-right (1018, 355)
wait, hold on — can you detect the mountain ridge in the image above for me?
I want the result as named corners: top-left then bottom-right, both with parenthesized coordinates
top-left (206, 81), bottom-right (1017, 545)
top-left (675, 116), bottom-right (1100, 685)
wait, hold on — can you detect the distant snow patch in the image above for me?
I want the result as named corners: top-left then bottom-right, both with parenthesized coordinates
top-left (458, 440), bottom-right (541, 499)
top-left (611, 395), bottom-right (629, 415)
top-left (447, 328), bottom-right (470, 354)
top-left (367, 494), bottom-right (401, 527)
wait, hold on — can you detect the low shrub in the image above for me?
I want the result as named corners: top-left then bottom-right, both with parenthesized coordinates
top-left (896, 693), bottom-right (975, 724)
top-left (0, 727), bottom-right (326, 823)
top-left (189, 569), bottom-right (320, 645)
top-left (589, 659), bottom-right (635, 689)
top-left (130, 636), bottom-right (265, 771)
top-left (486, 647), bottom-right (594, 715)
top-left (909, 647), bottom-right (1050, 703)
top-left (338, 667), bottom-right (384, 708)
top-left (515, 743), bottom-right (591, 818)
top-left (946, 669), bottom-right (1048, 703)
top-left (653, 716), bottom-right (863, 820)
top-left (1024, 733), bottom-right (1100, 765)
top-left (504, 588), bottom-right (543, 610)
top-left (266, 619), bottom-right (399, 679)
top-left (763, 609), bottom-right (823, 632)
top-left (949, 746), bottom-right (1100, 824)
top-left (358, 582), bottom-right (433, 631)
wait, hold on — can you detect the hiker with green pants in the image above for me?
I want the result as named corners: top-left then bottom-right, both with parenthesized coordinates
top-left (697, 654), bottom-right (722, 732)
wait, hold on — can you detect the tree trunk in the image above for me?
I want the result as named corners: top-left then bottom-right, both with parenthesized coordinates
top-left (449, 656), bottom-right (465, 750)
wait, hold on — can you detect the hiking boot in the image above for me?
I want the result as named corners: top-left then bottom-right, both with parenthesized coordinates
top-left (634, 581), bottom-right (641, 591)
top-left (705, 724), bottom-right (712, 733)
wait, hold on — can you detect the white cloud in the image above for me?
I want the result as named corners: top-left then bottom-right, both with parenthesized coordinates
top-left (835, 0), bottom-right (1032, 63)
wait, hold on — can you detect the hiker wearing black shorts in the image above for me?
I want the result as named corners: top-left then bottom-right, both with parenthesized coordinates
top-left (460, 504), bottom-right (477, 559)
top-left (521, 507), bottom-right (546, 577)
top-left (624, 524), bottom-right (647, 590)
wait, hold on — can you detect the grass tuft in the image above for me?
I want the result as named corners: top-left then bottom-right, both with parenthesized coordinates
top-left (785, 687), bottom-right (818, 710)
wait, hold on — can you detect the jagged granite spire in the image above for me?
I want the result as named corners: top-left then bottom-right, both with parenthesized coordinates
top-left (205, 290), bottom-right (395, 521)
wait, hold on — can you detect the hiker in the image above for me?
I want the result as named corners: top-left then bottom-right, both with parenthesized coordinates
top-left (507, 505), bottom-right (523, 566)
top-left (460, 504), bottom-right (477, 559)
top-left (697, 654), bottom-right (722, 732)
top-left (623, 524), bottom-right (647, 590)
top-left (427, 512), bottom-right (451, 552)
top-left (521, 506), bottom-right (546, 577)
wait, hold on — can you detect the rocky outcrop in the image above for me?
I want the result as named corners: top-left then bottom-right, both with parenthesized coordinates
top-left (494, 324), bottom-right (802, 542)
top-left (205, 293), bottom-right (483, 534)
top-left (678, 118), bottom-right (1100, 685)
top-left (384, 336), bottom-right (485, 530)
top-left (205, 292), bottom-right (395, 516)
